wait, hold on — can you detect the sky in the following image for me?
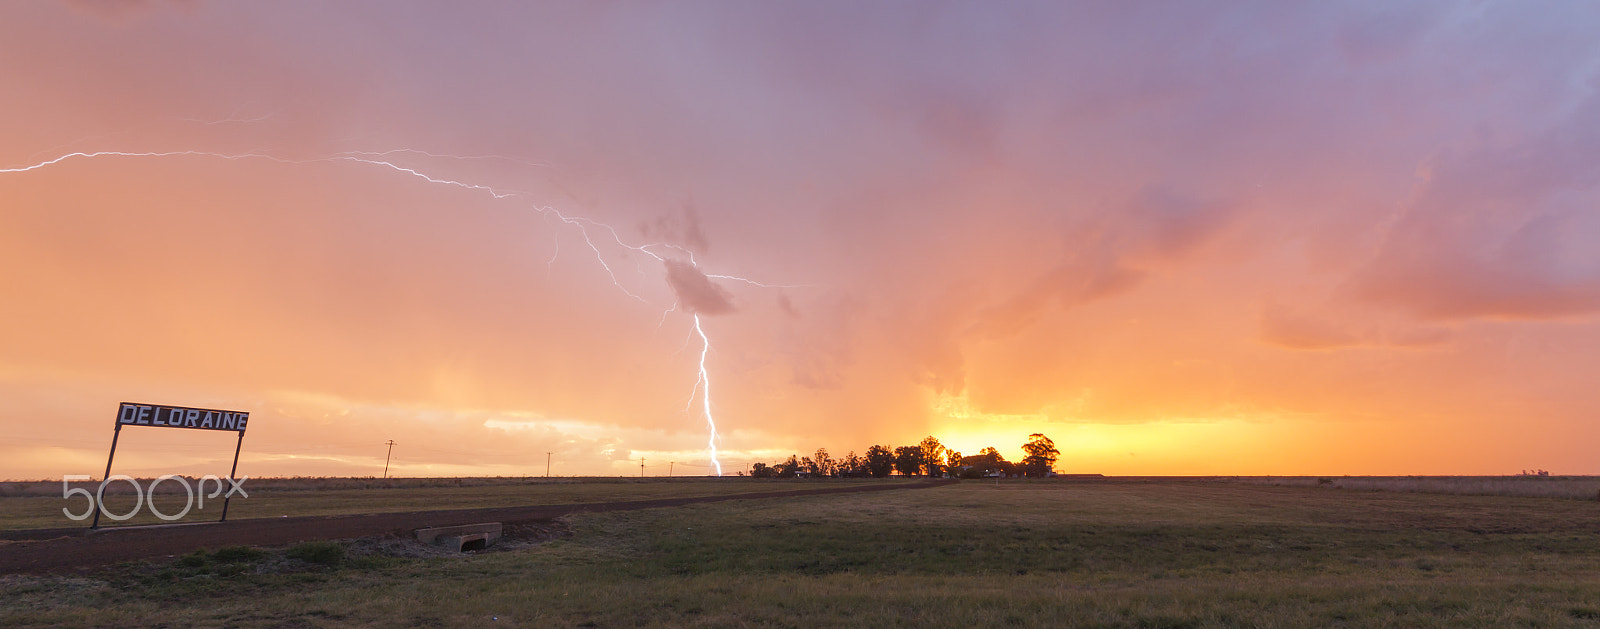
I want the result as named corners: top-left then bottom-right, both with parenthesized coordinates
top-left (4, 1), bottom-right (1600, 479)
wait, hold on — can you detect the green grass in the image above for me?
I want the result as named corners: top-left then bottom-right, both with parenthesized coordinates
top-left (0, 477), bottom-right (908, 530)
top-left (5, 480), bottom-right (1600, 627)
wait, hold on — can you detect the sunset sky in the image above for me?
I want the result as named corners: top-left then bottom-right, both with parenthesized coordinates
top-left (4, 1), bottom-right (1600, 479)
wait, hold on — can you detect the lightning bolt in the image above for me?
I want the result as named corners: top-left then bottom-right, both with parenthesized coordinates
top-left (692, 314), bottom-right (722, 477)
top-left (1, 147), bottom-right (786, 476)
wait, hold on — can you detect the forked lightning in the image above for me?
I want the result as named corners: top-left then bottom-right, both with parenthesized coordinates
top-left (2, 148), bottom-right (778, 475)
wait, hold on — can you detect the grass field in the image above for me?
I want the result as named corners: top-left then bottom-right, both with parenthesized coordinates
top-left (1229, 475), bottom-right (1600, 500)
top-left (5, 478), bottom-right (1600, 627)
top-left (8, 475), bottom-right (1596, 532)
top-left (0, 477), bottom-right (918, 531)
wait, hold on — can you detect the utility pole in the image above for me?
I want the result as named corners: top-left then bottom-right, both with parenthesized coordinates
top-left (640, 457), bottom-right (645, 477)
top-left (383, 440), bottom-right (396, 479)
top-left (546, 452), bottom-right (552, 478)
top-left (669, 461), bottom-right (674, 477)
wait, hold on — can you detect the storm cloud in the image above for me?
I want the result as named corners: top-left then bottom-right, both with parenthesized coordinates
top-left (663, 259), bottom-right (736, 316)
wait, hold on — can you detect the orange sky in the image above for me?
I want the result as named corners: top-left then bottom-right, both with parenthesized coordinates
top-left (4, 2), bottom-right (1600, 479)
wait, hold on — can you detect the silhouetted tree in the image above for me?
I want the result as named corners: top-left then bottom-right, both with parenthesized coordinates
top-left (893, 445), bottom-right (924, 476)
top-left (864, 445), bottom-right (896, 478)
top-left (752, 437), bottom-right (1052, 480)
top-left (1021, 433), bottom-right (1059, 477)
top-left (814, 448), bottom-right (837, 477)
top-left (839, 451), bottom-right (865, 477)
top-left (917, 436), bottom-right (945, 477)
top-left (775, 455), bottom-right (801, 478)
top-left (961, 446), bottom-right (1009, 477)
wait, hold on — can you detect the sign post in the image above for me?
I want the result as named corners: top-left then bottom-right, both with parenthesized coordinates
top-left (221, 430), bottom-right (245, 522)
top-left (90, 424), bottom-right (124, 529)
top-left (92, 402), bottom-right (251, 528)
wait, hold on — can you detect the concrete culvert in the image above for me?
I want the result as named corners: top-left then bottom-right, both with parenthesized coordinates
top-left (414, 522), bottom-right (502, 552)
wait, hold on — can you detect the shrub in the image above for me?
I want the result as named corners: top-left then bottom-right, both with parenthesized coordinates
top-left (212, 546), bottom-right (267, 563)
top-left (287, 541), bottom-right (344, 566)
top-left (177, 550), bottom-right (208, 567)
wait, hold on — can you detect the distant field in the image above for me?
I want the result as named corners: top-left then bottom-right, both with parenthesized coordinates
top-left (0, 477), bottom-right (916, 531)
top-left (5, 478), bottom-right (1600, 627)
top-left (1227, 475), bottom-right (1600, 500)
top-left (7, 474), bottom-right (1598, 532)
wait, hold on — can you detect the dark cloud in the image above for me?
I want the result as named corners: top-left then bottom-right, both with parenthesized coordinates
top-left (663, 259), bottom-right (735, 316)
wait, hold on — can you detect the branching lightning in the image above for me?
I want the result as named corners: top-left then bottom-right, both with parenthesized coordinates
top-left (0, 150), bottom-right (271, 173)
top-left (1, 146), bottom-right (789, 476)
top-left (706, 274), bottom-right (808, 289)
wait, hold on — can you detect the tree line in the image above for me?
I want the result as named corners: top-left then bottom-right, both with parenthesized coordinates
top-left (747, 433), bottom-right (1060, 479)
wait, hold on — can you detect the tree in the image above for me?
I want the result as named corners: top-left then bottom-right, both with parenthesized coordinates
top-left (945, 449), bottom-right (963, 474)
top-left (749, 462), bottom-right (778, 478)
top-left (918, 436), bottom-right (945, 477)
top-left (814, 448), bottom-right (837, 477)
top-left (775, 455), bottom-right (801, 478)
top-left (1021, 433), bottom-right (1059, 477)
top-left (962, 446), bottom-right (1010, 477)
top-left (893, 445), bottom-right (924, 477)
top-left (839, 451), bottom-right (865, 477)
top-left (864, 445), bottom-right (896, 478)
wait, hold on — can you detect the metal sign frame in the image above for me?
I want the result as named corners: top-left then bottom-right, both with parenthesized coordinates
top-left (93, 403), bottom-right (250, 528)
